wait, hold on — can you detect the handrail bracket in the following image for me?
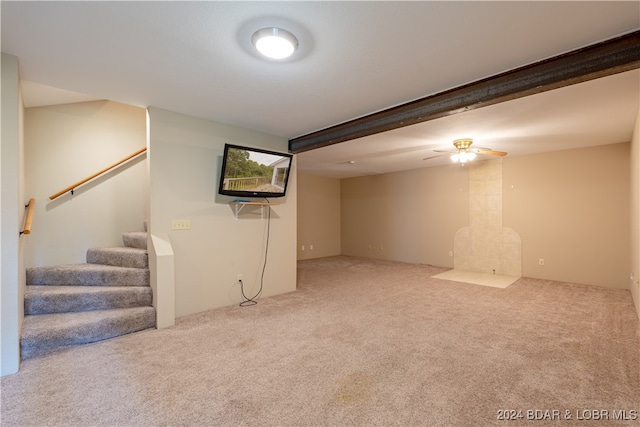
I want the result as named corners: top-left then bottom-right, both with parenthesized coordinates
top-left (49, 147), bottom-right (147, 201)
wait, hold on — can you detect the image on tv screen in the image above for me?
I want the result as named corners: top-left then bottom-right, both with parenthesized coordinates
top-left (220, 146), bottom-right (291, 196)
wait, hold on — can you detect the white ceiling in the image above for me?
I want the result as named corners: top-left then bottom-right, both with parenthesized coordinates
top-left (2, 1), bottom-right (639, 178)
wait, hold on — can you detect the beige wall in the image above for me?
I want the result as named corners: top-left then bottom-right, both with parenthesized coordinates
top-left (1, 53), bottom-right (25, 375)
top-left (297, 172), bottom-right (341, 260)
top-left (148, 107), bottom-right (296, 318)
top-left (340, 143), bottom-right (630, 290)
top-left (503, 143), bottom-right (629, 288)
top-left (341, 164), bottom-right (468, 266)
top-left (24, 101), bottom-right (148, 267)
top-left (630, 102), bottom-right (640, 320)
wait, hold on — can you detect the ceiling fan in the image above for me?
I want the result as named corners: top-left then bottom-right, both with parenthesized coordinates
top-left (424, 138), bottom-right (507, 164)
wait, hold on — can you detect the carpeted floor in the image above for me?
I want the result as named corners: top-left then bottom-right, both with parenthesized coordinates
top-left (2, 256), bottom-right (639, 426)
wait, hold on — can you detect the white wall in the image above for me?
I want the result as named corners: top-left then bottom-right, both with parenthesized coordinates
top-left (24, 101), bottom-right (147, 267)
top-left (297, 172), bottom-right (341, 260)
top-left (630, 92), bottom-right (640, 320)
top-left (504, 143), bottom-right (630, 288)
top-left (341, 143), bottom-right (630, 289)
top-left (147, 107), bottom-right (297, 317)
top-left (341, 164), bottom-right (469, 266)
top-left (1, 53), bottom-right (25, 375)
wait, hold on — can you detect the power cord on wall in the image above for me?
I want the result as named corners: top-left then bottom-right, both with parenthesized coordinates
top-left (239, 198), bottom-right (271, 307)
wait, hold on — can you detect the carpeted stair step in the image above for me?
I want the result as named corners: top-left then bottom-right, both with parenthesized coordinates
top-left (22, 224), bottom-right (154, 360)
top-left (123, 231), bottom-right (147, 250)
top-left (86, 246), bottom-right (148, 268)
top-left (25, 285), bottom-right (153, 315)
top-left (27, 264), bottom-right (149, 287)
top-left (21, 306), bottom-right (156, 360)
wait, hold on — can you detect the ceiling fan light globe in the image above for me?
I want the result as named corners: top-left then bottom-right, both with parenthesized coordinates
top-left (451, 153), bottom-right (459, 163)
top-left (467, 152), bottom-right (477, 161)
top-left (459, 152), bottom-right (469, 163)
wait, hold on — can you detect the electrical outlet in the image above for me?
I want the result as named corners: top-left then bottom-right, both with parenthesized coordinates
top-left (301, 245), bottom-right (305, 251)
top-left (171, 219), bottom-right (191, 230)
top-left (310, 244), bottom-right (314, 250)
top-left (539, 258), bottom-right (545, 266)
top-left (449, 251), bottom-right (453, 257)
top-left (237, 274), bottom-right (242, 282)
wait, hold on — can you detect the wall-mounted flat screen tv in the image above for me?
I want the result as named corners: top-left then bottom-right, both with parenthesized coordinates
top-left (218, 143), bottom-right (293, 199)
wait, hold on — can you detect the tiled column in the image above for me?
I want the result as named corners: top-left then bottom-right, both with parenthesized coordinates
top-left (454, 159), bottom-right (521, 276)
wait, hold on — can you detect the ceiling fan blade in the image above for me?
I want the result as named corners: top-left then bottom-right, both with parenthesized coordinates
top-left (476, 149), bottom-right (508, 157)
top-left (423, 153), bottom-right (448, 161)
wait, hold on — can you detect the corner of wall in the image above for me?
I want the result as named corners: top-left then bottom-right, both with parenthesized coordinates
top-left (147, 107), bottom-right (296, 317)
top-left (297, 172), bottom-right (342, 260)
top-left (631, 90), bottom-right (640, 322)
top-left (1, 53), bottom-right (24, 375)
top-left (149, 232), bottom-right (175, 329)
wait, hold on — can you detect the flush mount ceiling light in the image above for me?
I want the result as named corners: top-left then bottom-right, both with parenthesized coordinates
top-left (252, 27), bottom-right (298, 60)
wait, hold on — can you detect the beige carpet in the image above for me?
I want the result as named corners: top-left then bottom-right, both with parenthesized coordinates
top-left (433, 269), bottom-right (520, 288)
top-left (2, 256), bottom-right (639, 426)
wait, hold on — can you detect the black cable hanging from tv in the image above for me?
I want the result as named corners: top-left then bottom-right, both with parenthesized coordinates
top-left (239, 198), bottom-right (271, 306)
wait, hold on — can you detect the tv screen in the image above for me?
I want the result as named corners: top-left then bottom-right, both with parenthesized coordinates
top-left (218, 143), bottom-right (293, 199)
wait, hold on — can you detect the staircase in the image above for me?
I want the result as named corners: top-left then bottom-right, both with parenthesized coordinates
top-left (22, 226), bottom-right (156, 359)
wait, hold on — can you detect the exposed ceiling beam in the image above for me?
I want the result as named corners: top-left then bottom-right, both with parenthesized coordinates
top-left (289, 30), bottom-right (640, 154)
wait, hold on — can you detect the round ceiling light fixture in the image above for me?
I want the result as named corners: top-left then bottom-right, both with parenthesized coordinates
top-left (251, 27), bottom-right (298, 60)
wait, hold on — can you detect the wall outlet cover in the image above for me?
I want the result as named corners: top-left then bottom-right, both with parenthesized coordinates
top-left (171, 219), bottom-right (191, 230)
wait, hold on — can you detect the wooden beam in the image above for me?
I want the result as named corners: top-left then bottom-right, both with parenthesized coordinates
top-left (289, 30), bottom-right (640, 154)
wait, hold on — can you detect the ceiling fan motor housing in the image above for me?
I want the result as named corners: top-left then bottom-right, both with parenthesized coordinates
top-left (453, 138), bottom-right (474, 151)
